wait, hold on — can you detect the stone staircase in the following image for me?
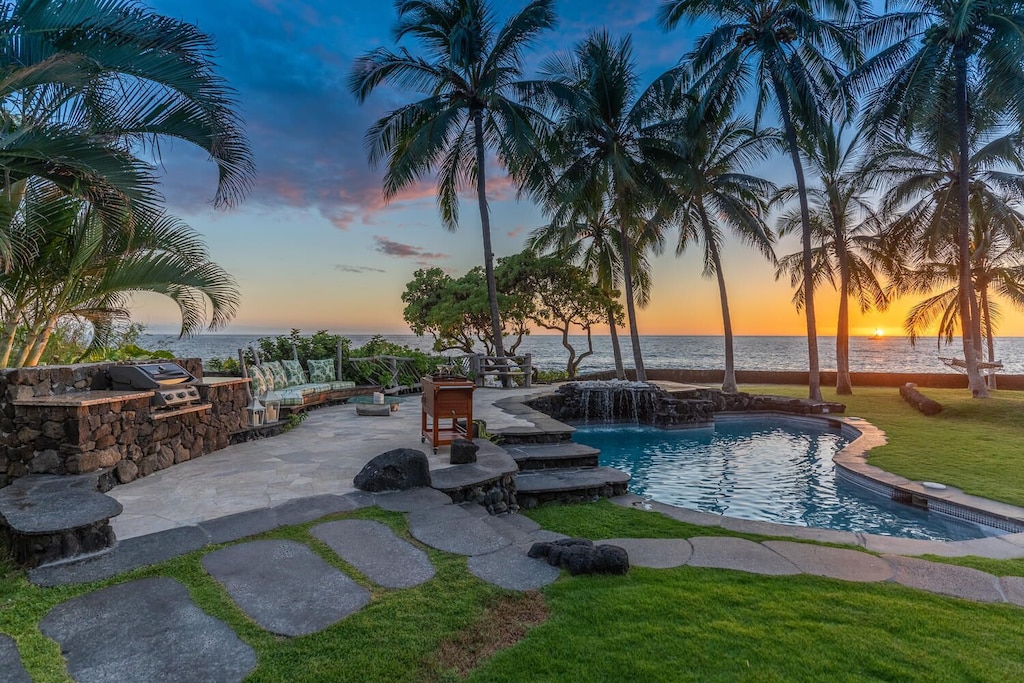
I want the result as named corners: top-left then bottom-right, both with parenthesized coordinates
top-left (500, 438), bottom-right (630, 510)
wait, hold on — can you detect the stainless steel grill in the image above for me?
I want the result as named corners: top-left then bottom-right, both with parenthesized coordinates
top-left (107, 363), bottom-right (201, 408)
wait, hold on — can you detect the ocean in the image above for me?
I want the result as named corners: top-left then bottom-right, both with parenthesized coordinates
top-left (138, 333), bottom-right (1024, 375)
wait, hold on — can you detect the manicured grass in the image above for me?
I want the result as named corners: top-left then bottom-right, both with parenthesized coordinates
top-left (469, 567), bottom-right (1024, 682)
top-left (919, 555), bottom-right (1024, 578)
top-left (744, 384), bottom-right (1024, 508)
top-left (2, 503), bottom-right (1023, 681)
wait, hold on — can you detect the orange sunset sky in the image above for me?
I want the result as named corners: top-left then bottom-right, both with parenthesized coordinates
top-left (131, 0), bottom-right (1024, 340)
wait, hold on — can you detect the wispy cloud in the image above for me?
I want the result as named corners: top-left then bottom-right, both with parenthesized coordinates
top-left (373, 237), bottom-right (448, 265)
top-left (335, 264), bottom-right (385, 273)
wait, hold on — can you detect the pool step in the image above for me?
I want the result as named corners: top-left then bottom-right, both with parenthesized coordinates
top-left (507, 442), bottom-right (600, 470)
top-left (515, 467), bottom-right (630, 509)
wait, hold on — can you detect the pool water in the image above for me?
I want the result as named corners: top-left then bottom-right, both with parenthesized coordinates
top-left (573, 419), bottom-right (997, 542)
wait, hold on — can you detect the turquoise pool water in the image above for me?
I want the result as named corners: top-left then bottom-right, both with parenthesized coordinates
top-left (573, 419), bottom-right (996, 542)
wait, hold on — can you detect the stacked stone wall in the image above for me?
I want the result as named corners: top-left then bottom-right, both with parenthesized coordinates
top-left (0, 360), bottom-right (248, 488)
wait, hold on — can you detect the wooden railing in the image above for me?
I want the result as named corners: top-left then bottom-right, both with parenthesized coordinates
top-left (468, 354), bottom-right (532, 388)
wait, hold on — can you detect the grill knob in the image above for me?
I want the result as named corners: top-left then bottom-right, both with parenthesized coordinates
top-left (176, 391), bottom-right (186, 399)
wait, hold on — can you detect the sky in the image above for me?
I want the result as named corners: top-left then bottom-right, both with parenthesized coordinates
top-left (132, 0), bottom-right (1024, 339)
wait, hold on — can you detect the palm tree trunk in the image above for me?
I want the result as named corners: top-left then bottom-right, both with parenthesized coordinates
top-left (699, 204), bottom-right (736, 393)
top-left (25, 320), bottom-right (55, 366)
top-left (618, 222), bottom-right (647, 382)
top-left (607, 305), bottom-right (625, 380)
top-left (0, 316), bottom-right (22, 367)
top-left (473, 110), bottom-right (507, 377)
top-left (771, 73), bottom-right (821, 401)
top-left (953, 46), bottom-right (987, 397)
top-left (15, 327), bottom-right (40, 367)
top-left (981, 282), bottom-right (996, 389)
top-left (834, 214), bottom-right (852, 395)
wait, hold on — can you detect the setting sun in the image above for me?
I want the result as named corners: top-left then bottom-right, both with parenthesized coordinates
top-left (874, 328), bottom-right (885, 337)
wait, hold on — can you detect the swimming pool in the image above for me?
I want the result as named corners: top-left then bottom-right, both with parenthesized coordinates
top-left (573, 418), bottom-right (998, 541)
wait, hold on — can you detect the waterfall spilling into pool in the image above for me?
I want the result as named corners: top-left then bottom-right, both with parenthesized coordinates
top-left (573, 380), bottom-right (661, 424)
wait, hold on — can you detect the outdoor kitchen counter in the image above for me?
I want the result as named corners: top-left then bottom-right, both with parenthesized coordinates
top-left (11, 390), bottom-right (154, 407)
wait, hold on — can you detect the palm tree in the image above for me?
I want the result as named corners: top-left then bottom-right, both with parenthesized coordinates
top-left (668, 99), bottom-right (777, 393)
top-left (660, 0), bottom-right (862, 401)
top-left (897, 214), bottom-right (1024, 381)
top-left (528, 202), bottom-right (657, 380)
top-left (350, 0), bottom-right (556, 365)
top-left (527, 31), bottom-right (686, 383)
top-left (0, 0), bottom-right (255, 230)
top-left (858, 0), bottom-right (1024, 397)
top-left (876, 113), bottom-right (1024, 378)
top-left (775, 125), bottom-right (889, 394)
top-left (0, 181), bottom-right (240, 367)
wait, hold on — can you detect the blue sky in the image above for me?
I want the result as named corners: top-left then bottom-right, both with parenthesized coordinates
top-left (132, 0), bottom-right (930, 338)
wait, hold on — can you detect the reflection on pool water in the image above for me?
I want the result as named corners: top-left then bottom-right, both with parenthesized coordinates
top-left (573, 418), bottom-right (999, 542)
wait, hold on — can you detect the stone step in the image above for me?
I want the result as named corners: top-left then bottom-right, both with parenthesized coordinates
top-left (515, 466), bottom-right (630, 509)
top-left (506, 442), bottom-right (600, 470)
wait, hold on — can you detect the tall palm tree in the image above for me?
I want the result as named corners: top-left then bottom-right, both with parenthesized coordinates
top-left (775, 125), bottom-right (889, 394)
top-left (0, 180), bottom-right (240, 367)
top-left (0, 0), bottom-right (255, 228)
top-left (858, 0), bottom-right (1024, 397)
top-left (660, 0), bottom-right (862, 401)
top-left (669, 99), bottom-right (777, 393)
top-left (527, 31), bottom-right (684, 383)
top-left (350, 0), bottom-right (556, 365)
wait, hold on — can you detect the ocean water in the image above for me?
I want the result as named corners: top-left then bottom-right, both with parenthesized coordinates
top-left (139, 332), bottom-right (1024, 375)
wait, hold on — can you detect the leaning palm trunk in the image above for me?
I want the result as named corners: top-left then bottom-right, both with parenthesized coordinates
top-left (981, 284), bottom-right (996, 389)
top-left (25, 320), bottom-right (56, 366)
top-left (607, 305), bottom-right (625, 380)
top-left (618, 224), bottom-right (647, 382)
top-left (953, 47), bottom-right (988, 397)
top-left (0, 316), bottom-right (22, 367)
top-left (702, 208), bottom-right (737, 393)
top-left (772, 73), bottom-right (822, 401)
top-left (473, 111), bottom-right (507, 374)
top-left (835, 224), bottom-right (852, 395)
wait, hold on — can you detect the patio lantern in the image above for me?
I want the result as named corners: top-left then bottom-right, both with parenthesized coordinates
top-left (246, 397), bottom-right (266, 427)
top-left (264, 398), bottom-right (281, 423)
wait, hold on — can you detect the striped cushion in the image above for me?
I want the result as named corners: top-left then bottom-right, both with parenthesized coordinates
top-left (267, 389), bottom-right (304, 406)
top-left (330, 380), bottom-right (356, 390)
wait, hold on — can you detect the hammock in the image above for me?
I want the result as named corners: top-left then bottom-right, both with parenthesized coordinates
top-left (938, 357), bottom-right (1003, 374)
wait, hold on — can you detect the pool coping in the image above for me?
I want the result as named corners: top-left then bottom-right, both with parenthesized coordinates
top-left (490, 391), bottom-right (1024, 560)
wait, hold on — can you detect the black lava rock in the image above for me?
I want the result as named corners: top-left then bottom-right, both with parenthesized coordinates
top-left (353, 448), bottom-right (431, 492)
top-left (528, 538), bottom-right (629, 576)
top-left (449, 438), bottom-right (479, 465)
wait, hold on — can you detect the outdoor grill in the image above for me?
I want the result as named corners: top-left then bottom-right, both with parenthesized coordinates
top-left (107, 363), bottom-right (201, 409)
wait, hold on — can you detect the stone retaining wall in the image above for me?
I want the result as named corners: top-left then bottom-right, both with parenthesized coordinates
top-left (0, 360), bottom-right (248, 488)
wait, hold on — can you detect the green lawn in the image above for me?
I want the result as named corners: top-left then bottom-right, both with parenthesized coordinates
top-left (3, 503), bottom-right (1023, 681)
top-left (744, 384), bottom-right (1024, 508)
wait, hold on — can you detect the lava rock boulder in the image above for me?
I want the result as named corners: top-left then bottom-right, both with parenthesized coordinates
top-left (529, 538), bottom-right (630, 575)
top-left (353, 449), bottom-right (431, 492)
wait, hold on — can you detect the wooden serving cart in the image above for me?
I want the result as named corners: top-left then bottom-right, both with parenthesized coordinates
top-left (421, 376), bottom-right (474, 452)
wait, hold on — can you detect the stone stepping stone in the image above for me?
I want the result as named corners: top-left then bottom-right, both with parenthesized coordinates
top-left (375, 487), bottom-right (452, 512)
top-left (202, 539), bottom-right (370, 636)
top-left (762, 541), bottom-right (895, 582)
top-left (480, 513), bottom-right (542, 544)
top-left (515, 466), bottom-right (630, 494)
top-left (687, 537), bottom-right (800, 576)
top-left (468, 546), bottom-right (561, 591)
top-left (887, 556), bottom-right (1005, 603)
top-left (30, 525), bottom-right (211, 587)
top-left (199, 508), bottom-right (279, 545)
top-left (407, 505), bottom-right (513, 556)
top-left (1000, 576), bottom-right (1024, 607)
top-left (597, 538), bottom-right (693, 569)
top-left (0, 634), bottom-right (30, 683)
top-left (39, 577), bottom-right (255, 683)
top-left (271, 493), bottom-right (370, 526)
top-left (311, 520), bottom-right (435, 588)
